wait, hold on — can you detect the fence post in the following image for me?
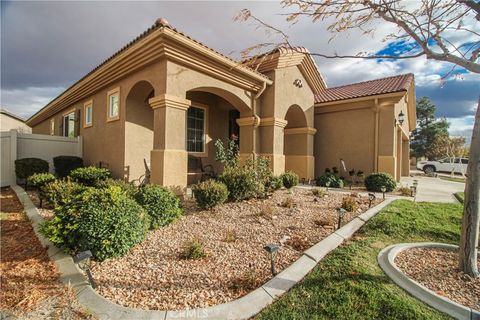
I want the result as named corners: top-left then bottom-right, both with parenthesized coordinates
top-left (9, 129), bottom-right (17, 185)
top-left (76, 135), bottom-right (83, 157)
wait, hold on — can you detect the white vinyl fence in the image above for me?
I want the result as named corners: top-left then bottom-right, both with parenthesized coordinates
top-left (1, 130), bottom-right (82, 187)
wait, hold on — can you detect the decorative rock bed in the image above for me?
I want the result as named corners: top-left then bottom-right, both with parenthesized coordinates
top-left (17, 185), bottom-right (394, 319)
top-left (378, 243), bottom-right (480, 320)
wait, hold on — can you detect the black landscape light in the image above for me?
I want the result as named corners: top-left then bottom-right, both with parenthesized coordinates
top-left (336, 208), bottom-right (347, 230)
top-left (264, 244), bottom-right (280, 276)
top-left (368, 193), bottom-right (376, 208)
top-left (380, 186), bottom-right (387, 199)
top-left (410, 185), bottom-right (416, 197)
top-left (398, 110), bottom-right (405, 125)
top-left (73, 250), bottom-right (96, 288)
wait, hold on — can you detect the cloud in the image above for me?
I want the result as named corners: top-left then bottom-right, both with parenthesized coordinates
top-left (0, 0), bottom-right (477, 138)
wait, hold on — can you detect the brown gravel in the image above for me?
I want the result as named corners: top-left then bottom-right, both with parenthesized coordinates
top-left (395, 247), bottom-right (480, 311)
top-left (86, 189), bottom-right (380, 310)
top-left (1, 187), bottom-right (92, 319)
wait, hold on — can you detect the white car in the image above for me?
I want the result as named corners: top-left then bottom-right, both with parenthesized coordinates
top-left (417, 157), bottom-right (469, 174)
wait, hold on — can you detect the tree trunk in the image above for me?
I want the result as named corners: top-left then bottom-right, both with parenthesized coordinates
top-left (459, 98), bottom-right (480, 278)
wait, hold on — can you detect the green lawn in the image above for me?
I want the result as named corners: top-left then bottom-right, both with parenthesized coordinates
top-left (257, 200), bottom-right (463, 320)
top-left (454, 192), bottom-right (465, 203)
top-left (439, 176), bottom-right (466, 183)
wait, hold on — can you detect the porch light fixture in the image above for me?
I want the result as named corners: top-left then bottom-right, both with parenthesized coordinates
top-left (398, 111), bottom-right (405, 125)
top-left (368, 193), bottom-right (376, 208)
top-left (264, 244), bottom-right (280, 276)
top-left (293, 79), bottom-right (303, 88)
top-left (336, 208), bottom-right (347, 230)
top-left (73, 250), bottom-right (97, 288)
top-left (380, 186), bottom-right (387, 199)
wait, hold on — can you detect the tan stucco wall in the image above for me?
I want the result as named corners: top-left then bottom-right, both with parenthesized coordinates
top-left (32, 60), bottom-right (166, 179)
top-left (1, 114), bottom-right (31, 133)
top-left (314, 104), bottom-right (375, 178)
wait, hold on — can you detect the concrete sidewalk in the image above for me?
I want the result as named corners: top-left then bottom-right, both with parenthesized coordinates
top-left (400, 176), bottom-right (465, 203)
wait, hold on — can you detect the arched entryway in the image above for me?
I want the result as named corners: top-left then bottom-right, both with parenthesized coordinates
top-left (185, 88), bottom-right (251, 185)
top-left (124, 80), bottom-right (155, 181)
top-left (283, 104), bottom-right (316, 180)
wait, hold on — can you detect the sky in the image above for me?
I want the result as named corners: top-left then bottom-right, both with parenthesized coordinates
top-left (1, 1), bottom-right (479, 141)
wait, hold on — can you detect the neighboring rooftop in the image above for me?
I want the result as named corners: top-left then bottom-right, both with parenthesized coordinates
top-left (314, 73), bottom-right (414, 104)
top-left (1, 108), bottom-right (27, 122)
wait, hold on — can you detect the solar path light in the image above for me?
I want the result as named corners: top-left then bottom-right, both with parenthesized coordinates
top-left (380, 186), bottom-right (387, 199)
top-left (336, 208), bottom-right (347, 230)
top-left (263, 244), bottom-right (280, 276)
top-left (368, 193), bottom-right (376, 208)
top-left (73, 250), bottom-right (97, 288)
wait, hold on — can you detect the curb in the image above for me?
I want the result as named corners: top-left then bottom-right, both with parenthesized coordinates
top-left (378, 242), bottom-right (480, 320)
top-left (12, 185), bottom-right (397, 320)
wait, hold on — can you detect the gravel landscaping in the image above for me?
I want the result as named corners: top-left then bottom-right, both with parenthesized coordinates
top-left (73, 188), bottom-right (379, 310)
top-left (395, 247), bottom-right (480, 310)
top-left (1, 187), bottom-right (92, 319)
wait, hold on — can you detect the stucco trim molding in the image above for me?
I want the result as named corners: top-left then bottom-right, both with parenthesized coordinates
top-left (259, 117), bottom-right (288, 128)
top-left (284, 127), bottom-right (317, 135)
top-left (236, 115), bottom-right (261, 127)
top-left (149, 94), bottom-right (191, 111)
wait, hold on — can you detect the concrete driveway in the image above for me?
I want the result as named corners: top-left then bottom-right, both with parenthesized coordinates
top-left (400, 176), bottom-right (465, 203)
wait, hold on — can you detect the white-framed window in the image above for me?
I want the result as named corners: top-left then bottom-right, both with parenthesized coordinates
top-left (62, 111), bottom-right (75, 137)
top-left (107, 88), bottom-right (120, 121)
top-left (186, 105), bottom-right (206, 153)
top-left (84, 100), bottom-right (93, 127)
top-left (50, 118), bottom-right (55, 135)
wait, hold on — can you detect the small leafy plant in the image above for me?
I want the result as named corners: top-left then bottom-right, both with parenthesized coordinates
top-left (223, 228), bottom-right (237, 243)
top-left (280, 171), bottom-right (299, 189)
top-left (281, 196), bottom-right (296, 209)
top-left (341, 196), bottom-right (358, 212)
top-left (69, 166), bottom-right (111, 187)
top-left (312, 188), bottom-right (326, 198)
top-left (192, 179), bottom-right (229, 209)
top-left (180, 238), bottom-right (207, 259)
top-left (364, 172), bottom-right (396, 192)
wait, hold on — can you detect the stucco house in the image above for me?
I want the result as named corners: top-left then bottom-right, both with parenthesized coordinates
top-left (1, 108), bottom-right (31, 133)
top-left (26, 18), bottom-right (415, 189)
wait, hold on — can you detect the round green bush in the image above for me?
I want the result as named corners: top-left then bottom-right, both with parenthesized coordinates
top-left (280, 171), bottom-right (299, 189)
top-left (316, 173), bottom-right (344, 188)
top-left (219, 166), bottom-right (262, 201)
top-left (69, 166), bottom-right (111, 187)
top-left (27, 173), bottom-right (56, 190)
top-left (15, 158), bottom-right (49, 184)
top-left (364, 172), bottom-right (396, 192)
top-left (97, 178), bottom-right (138, 199)
top-left (265, 175), bottom-right (283, 192)
top-left (192, 179), bottom-right (228, 209)
top-left (135, 184), bottom-right (183, 229)
top-left (53, 156), bottom-right (83, 178)
top-left (77, 187), bottom-right (150, 261)
top-left (43, 179), bottom-right (87, 208)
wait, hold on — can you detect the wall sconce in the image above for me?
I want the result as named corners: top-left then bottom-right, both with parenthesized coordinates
top-left (398, 110), bottom-right (405, 125)
top-left (73, 250), bottom-right (97, 288)
top-left (264, 244), bottom-right (280, 276)
top-left (293, 79), bottom-right (303, 88)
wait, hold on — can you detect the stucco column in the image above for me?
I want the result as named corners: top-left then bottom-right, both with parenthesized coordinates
top-left (402, 139), bottom-right (410, 177)
top-left (396, 127), bottom-right (402, 181)
top-left (258, 117), bottom-right (288, 175)
top-left (149, 94), bottom-right (191, 191)
top-left (236, 116), bottom-right (260, 164)
top-left (284, 127), bottom-right (316, 180)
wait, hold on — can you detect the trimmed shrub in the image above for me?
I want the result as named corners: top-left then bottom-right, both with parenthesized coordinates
top-left (28, 173), bottom-right (56, 206)
top-left (265, 175), bottom-right (283, 192)
top-left (27, 173), bottom-right (56, 190)
top-left (316, 173), bottom-right (344, 188)
top-left (364, 172), bottom-right (396, 192)
top-left (192, 180), bottom-right (228, 209)
top-left (70, 166), bottom-right (111, 187)
top-left (219, 166), bottom-right (263, 201)
top-left (281, 171), bottom-right (299, 189)
top-left (15, 158), bottom-right (49, 185)
top-left (53, 156), bottom-right (83, 178)
top-left (43, 179), bottom-right (87, 209)
top-left (41, 186), bottom-right (149, 261)
top-left (135, 184), bottom-right (183, 229)
top-left (97, 178), bottom-right (138, 199)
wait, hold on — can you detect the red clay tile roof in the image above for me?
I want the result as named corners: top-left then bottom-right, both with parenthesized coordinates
top-left (315, 73), bottom-right (414, 104)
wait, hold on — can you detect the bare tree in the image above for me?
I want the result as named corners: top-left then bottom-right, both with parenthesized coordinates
top-left (238, 0), bottom-right (479, 277)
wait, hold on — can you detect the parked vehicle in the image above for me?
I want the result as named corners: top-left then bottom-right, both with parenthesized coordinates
top-left (416, 157), bottom-right (469, 174)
